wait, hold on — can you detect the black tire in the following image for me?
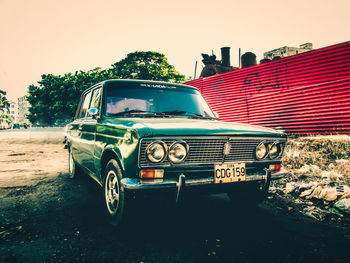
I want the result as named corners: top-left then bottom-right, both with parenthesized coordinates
top-left (68, 150), bottom-right (80, 179)
top-left (227, 183), bottom-right (267, 208)
top-left (103, 159), bottom-right (126, 226)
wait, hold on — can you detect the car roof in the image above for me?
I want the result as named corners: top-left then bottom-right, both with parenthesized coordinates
top-left (82, 79), bottom-right (198, 95)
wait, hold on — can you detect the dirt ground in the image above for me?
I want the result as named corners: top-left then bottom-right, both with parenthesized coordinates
top-left (0, 139), bottom-right (66, 188)
top-left (1, 138), bottom-right (350, 263)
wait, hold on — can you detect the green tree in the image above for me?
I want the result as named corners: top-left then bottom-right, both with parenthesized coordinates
top-left (0, 113), bottom-right (13, 122)
top-left (111, 51), bottom-right (185, 82)
top-left (0, 89), bottom-right (12, 127)
top-left (0, 89), bottom-right (9, 110)
top-left (26, 51), bottom-right (186, 125)
top-left (27, 69), bottom-right (115, 126)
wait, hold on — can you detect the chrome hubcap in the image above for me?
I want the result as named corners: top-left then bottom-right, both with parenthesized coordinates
top-left (69, 152), bottom-right (74, 174)
top-left (105, 171), bottom-right (120, 215)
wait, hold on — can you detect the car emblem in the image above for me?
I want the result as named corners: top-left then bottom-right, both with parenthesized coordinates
top-left (223, 142), bottom-right (231, 156)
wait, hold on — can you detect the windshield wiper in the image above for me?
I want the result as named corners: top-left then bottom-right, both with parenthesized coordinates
top-left (161, 110), bottom-right (212, 119)
top-left (109, 110), bottom-right (169, 117)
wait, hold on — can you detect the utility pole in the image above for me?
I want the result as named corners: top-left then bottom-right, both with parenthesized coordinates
top-left (193, 61), bottom-right (198, 79)
top-left (239, 48), bottom-right (241, 68)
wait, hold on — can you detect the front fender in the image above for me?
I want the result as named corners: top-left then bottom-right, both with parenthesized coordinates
top-left (96, 129), bottom-right (140, 183)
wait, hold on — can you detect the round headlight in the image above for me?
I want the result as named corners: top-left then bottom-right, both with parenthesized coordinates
top-left (255, 142), bottom-right (267, 160)
top-left (268, 142), bottom-right (282, 159)
top-left (146, 141), bottom-right (166, 163)
top-left (268, 143), bottom-right (278, 159)
top-left (168, 141), bottom-right (189, 163)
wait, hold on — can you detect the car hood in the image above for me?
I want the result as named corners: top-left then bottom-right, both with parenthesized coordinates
top-left (102, 117), bottom-right (286, 138)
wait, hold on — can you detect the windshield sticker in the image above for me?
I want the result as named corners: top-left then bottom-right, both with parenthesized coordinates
top-left (140, 84), bottom-right (177, 89)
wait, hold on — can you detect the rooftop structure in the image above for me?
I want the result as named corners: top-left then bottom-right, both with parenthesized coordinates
top-left (264, 43), bottom-right (313, 60)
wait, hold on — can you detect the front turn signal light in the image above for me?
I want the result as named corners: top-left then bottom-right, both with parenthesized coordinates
top-left (269, 164), bottom-right (281, 172)
top-left (140, 169), bottom-right (164, 179)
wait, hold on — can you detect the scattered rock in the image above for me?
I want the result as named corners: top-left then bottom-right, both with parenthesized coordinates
top-left (285, 182), bottom-right (299, 194)
top-left (319, 187), bottom-right (339, 202)
top-left (300, 188), bottom-right (313, 198)
top-left (321, 171), bottom-right (343, 182)
top-left (283, 176), bottom-right (350, 220)
top-left (285, 181), bottom-right (350, 203)
top-left (302, 206), bottom-right (325, 221)
top-left (298, 182), bottom-right (315, 192)
top-left (298, 164), bottom-right (320, 174)
top-left (269, 186), bottom-right (284, 195)
top-left (306, 185), bottom-right (324, 199)
top-left (336, 159), bottom-right (349, 164)
top-left (338, 186), bottom-right (350, 199)
top-left (294, 199), bottom-right (304, 204)
top-left (334, 198), bottom-right (350, 215)
top-left (329, 208), bottom-right (343, 216)
top-left (341, 192), bottom-right (350, 199)
top-left (284, 149), bottom-right (301, 158)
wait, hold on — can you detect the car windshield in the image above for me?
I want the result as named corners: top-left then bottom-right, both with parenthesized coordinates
top-left (105, 83), bottom-right (215, 119)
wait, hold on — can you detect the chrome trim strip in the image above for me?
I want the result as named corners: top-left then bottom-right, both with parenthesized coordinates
top-left (121, 170), bottom-right (287, 190)
top-left (138, 160), bottom-right (281, 169)
top-left (141, 136), bottom-right (287, 140)
top-left (79, 131), bottom-right (96, 136)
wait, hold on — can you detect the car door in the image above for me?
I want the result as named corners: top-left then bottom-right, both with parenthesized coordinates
top-left (69, 90), bottom-right (93, 168)
top-left (80, 87), bottom-right (102, 175)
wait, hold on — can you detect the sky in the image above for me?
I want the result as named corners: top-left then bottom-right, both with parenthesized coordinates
top-left (0, 0), bottom-right (349, 101)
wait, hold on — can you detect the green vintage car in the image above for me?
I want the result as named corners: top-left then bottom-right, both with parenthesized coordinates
top-left (65, 79), bottom-right (288, 225)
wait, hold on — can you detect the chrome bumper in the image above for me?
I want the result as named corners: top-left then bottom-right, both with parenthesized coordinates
top-left (120, 169), bottom-right (288, 202)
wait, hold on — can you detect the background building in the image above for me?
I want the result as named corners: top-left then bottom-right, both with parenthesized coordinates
top-left (0, 100), bottom-right (16, 129)
top-left (17, 96), bottom-right (30, 125)
top-left (264, 43), bottom-right (313, 60)
top-left (9, 101), bottom-right (17, 122)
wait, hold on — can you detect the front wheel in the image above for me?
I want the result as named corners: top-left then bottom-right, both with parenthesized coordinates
top-left (103, 159), bottom-right (125, 226)
top-left (68, 150), bottom-right (80, 179)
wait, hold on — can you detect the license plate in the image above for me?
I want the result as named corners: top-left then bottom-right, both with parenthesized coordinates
top-left (214, 163), bottom-right (246, 183)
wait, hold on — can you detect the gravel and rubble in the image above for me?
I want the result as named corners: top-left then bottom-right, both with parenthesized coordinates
top-left (274, 135), bottom-right (350, 223)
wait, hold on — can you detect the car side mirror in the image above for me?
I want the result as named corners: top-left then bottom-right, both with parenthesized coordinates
top-left (88, 108), bottom-right (100, 118)
top-left (213, 112), bottom-right (219, 119)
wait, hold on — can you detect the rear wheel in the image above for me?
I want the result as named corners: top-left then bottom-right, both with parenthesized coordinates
top-left (103, 159), bottom-right (125, 226)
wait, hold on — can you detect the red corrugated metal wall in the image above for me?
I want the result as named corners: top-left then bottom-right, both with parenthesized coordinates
top-left (186, 41), bottom-right (350, 135)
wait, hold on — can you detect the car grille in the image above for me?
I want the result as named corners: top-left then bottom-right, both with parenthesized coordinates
top-left (139, 136), bottom-right (286, 168)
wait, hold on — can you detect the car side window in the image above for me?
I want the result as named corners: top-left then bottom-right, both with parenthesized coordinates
top-left (78, 91), bottom-right (92, 119)
top-left (87, 88), bottom-right (102, 117)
